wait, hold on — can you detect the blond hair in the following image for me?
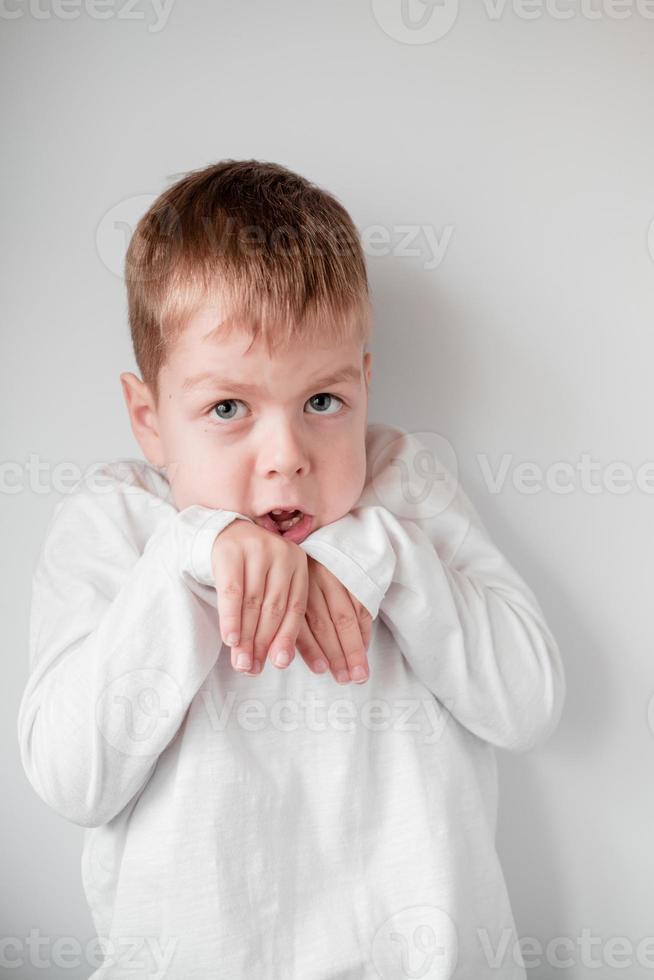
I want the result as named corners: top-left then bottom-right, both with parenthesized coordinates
top-left (124, 159), bottom-right (372, 406)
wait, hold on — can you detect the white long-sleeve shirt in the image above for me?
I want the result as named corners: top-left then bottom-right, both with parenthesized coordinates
top-left (17, 422), bottom-right (565, 980)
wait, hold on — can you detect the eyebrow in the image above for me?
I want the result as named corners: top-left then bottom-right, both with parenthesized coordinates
top-left (181, 364), bottom-right (362, 395)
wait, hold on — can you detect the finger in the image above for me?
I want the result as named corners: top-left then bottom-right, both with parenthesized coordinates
top-left (328, 592), bottom-right (370, 684)
top-left (231, 544), bottom-right (268, 672)
top-left (307, 570), bottom-right (370, 683)
top-left (250, 559), bottom-right (294, 673)
top-left (268, 561), bottom-right (309, 670)
top-left (295, 616), bottom-right (330, 675)
top-left (304, 582), bottom-right (353, 685)
top-left (356, 602), bottom-right (373, 652)
top-left (214, 543), bottom-right (244, 651)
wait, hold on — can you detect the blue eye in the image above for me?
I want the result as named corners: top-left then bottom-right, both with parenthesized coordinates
top-left (306, 393), bottom-right (344, 415)
top-left (207, 392), bottom-right (345, 424)
top-left (209, 399), bottom-right (248, 423)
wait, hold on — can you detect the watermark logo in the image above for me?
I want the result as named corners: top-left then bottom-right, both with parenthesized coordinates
top-left (372, 0), bottom-right (654, 44)
top-left (94, 675), bottom-right (455, 757)
top-left (7, 448), bottom-right (654, 502)
top-left (367, 429), bottom-right (460, 519)
top-left (371, 905), bottom-right (458, 978)
top-left (96, 193), bottom-right (158, 278)
top-left (95, 667), bottom-right (184, 756)
top-left (371, 0), bottom-right (460, 43)
top-left (96, 191), bottom-right (454, 280)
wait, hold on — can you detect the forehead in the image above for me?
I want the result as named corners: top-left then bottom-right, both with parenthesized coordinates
top-left (163, 302), bottom-right (363, 394)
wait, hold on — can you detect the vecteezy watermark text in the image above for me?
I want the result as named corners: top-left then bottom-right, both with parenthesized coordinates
top-left (0, 0), bottom-right (174, 31)
top-left (0, 929), bottom-right (177, 976)
top-left (476, 452), bottom-right (654, 495)
top-left (95, 673), bottom-right (455, 756)
top-left (5, 449), bottom-right (654, 499)
top-left (94, 193), bottom-right (455, 278)
top-left (371, 0), bottom-right (654, 46)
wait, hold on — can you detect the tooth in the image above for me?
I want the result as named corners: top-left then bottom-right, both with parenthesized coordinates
top-left (279, 513), bottom-right (302, 530)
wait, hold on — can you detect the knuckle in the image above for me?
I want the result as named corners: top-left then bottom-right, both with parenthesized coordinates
top-left (261, 596), bottom-right (286, 621)
top-left (242, 591), bottom-right (263, 612)
top-left (217, 581), bottom-right (243, 599)
top-left (333, 610), bottom-right (358, 632)
top-left (305, 611), bottom-right (328, 635)
top-left (287, 596), bottom-right (307, 617)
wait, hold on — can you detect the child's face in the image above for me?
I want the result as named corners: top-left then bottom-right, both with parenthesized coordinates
top-left (121, 302), bottom-right (372, 544)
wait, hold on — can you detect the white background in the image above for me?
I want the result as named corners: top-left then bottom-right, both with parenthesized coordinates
top-left (2, 1), bottom-right (653, 977)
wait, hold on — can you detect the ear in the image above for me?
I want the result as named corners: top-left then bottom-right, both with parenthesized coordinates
top-left (363, 350), bottom-right (372, 389)
top-left (120, 372), bottom-right (166, 468)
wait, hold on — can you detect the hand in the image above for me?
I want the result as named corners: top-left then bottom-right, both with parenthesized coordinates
top-left (294, 556), bottom-right (373, 684)
top-left (240, 554), bottom-right (373, 683)
top-left (211, 519), bottom-right (308, 674)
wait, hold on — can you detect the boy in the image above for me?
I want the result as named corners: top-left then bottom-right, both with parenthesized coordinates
top-left (17, 159), bottom-right (565, 979)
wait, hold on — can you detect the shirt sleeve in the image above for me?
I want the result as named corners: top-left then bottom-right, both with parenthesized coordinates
top-left (299, 424), bottom-right (566, 754)
top-left (16, 472), bottom-right (254, 828)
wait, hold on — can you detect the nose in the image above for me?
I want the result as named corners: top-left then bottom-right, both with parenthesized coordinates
top-left (257, 418), bottom-right (310, 480)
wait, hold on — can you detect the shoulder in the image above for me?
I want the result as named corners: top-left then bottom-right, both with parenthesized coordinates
top-left (38, 458), bottom-right (177, 572)
top-left (362, 421), bottom-right (480, 562)
top-left (364, 421), bottom-right (408, 458)
top-left (363, 422), bottom-right (416, 489)
top-left (363, 420), bottom-right (460, 499)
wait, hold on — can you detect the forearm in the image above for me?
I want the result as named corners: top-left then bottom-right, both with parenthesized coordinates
top-left (303, 502), bottom-right (564, 751)
top-left (301, 421), bottom-right (565, 752)
top-left (18, 492), bottom-right (251, 828)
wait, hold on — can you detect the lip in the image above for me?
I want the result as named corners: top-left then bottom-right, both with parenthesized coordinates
top-left (254, 511), bottom-right (314, 544)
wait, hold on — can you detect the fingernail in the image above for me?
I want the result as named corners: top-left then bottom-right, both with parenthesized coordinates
top-left (274, 649), bottom-right (291, 667)
top-left (227, 633), bottom-right (240, 646)
top-left (351, 665), bottom-right (368, 683)
top-left (313, 658), bottom-right (329, 673)
top-left (236, 652), bottom-right (250, 669)
top-left (335, 669), bottom-right (349, 684)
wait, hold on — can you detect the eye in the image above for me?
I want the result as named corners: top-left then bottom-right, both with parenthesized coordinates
top-left (209, 391), bottom-right (345, 424)
top-left (306, 393), bottom-right (344, 415)
top-left (208, 399), bottom-right (248, 423)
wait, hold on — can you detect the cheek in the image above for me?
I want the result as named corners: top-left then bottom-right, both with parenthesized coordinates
top-left (328, 441), bottom-right (368, 505)
top-left (161, 422), bottom-right (244, 511)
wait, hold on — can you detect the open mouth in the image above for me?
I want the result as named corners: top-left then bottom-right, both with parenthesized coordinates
top-left (255, 509), bottom-right (314, 542)
top-left (267, 509), bottom-right (304, 531)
